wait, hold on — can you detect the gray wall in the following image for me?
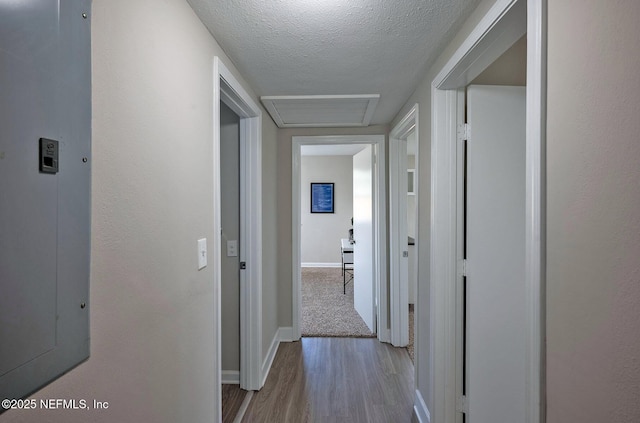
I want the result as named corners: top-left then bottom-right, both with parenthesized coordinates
top-left (220, 102), bottom-right (240, 372)
top-left (261, 103), bottom-right (280, 367)
top-left (301, 155), bottom-right (353, 265)
top-left (546, 0), bottom-right (640, 421)
top-left (1, 0), bottom-right (279, 421)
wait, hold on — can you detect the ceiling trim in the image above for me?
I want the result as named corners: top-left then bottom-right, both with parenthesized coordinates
top-left (260, 94), bottom-right (380, 128)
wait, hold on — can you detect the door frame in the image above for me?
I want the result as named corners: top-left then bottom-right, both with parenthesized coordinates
top-left (213, 57), bottom-right (263, 403)
top-left (291, 135), bottom-right (388, 342)
top-left (389, 104), bottom-right (420, 347)
top-left (429, 0), bottom-right (546, 422)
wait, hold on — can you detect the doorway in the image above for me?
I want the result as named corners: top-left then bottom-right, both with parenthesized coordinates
top-left (299, 145), bottom-right (374, 338)
top-left (458, 34), bottom-right (528, 422)
top-left (389, 104), bottom-right (420, 351)
top-left (428, 0), bottom-right (545, 422)
top-left (220, 101), bottom-right (241, 385)
top-left (212, 58), bottom-right (263, 423)
top-left (462, 83), bottom-right (526, 421)
top-left (291, 135), bottom-right (388, 342)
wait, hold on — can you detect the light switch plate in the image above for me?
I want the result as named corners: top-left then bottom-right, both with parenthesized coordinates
top-left (227, 240), bottom-right (238, 257)
top-left (198, 238), bottom-right (207, 270)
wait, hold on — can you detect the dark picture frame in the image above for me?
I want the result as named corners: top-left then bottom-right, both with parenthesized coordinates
top-left (310, 182), bottom-right (334, 213)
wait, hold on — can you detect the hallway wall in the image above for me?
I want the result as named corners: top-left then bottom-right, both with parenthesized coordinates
top-left (1, 0), bottom-right (278, 421)
top-left (546, 0), bottom-right (640, 421)
top-left (261, 100), bottom-right (280, 369)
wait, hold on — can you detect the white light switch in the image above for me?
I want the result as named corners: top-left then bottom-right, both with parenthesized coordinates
top-left (198, 238), bottom-right (207, 270)
top-left (226, 240), bottom-right (238, 257)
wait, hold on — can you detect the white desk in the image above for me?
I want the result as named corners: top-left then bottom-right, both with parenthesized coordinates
top-left (341, 238), bottom-right (354, 294)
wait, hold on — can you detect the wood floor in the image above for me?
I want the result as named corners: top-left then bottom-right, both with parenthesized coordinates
top-left (241, 337), bottom-right (414, 422)
top-left (222, 384), bottom-right (248, 423)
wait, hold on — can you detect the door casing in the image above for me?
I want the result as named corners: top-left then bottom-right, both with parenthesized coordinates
top-left (428, 0), bottom-right (546, 422)
top-left (389, 104), bottom-right (420, 348)
top-left (213, 57), bottom-right (263, 422)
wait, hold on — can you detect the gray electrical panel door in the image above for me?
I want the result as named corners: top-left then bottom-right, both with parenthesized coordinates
top-left (0, 0), bottom-right (91, 401)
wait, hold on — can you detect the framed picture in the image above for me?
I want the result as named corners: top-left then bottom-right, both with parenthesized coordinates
top-left (310, 182), bottom-right (334, 213)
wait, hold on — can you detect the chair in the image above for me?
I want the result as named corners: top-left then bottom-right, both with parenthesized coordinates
top-left (341, 241), bottom-right (354, 294)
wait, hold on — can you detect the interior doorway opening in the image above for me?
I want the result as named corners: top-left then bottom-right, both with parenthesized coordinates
top-left (220, 101), bottom-right (242, 388)
top-left (291, 135), bottom-right (388, 343)
top-left (299, 145), bottom-right (375, 338)
top-left (389, 104), bottom-right (420, 355)
top-left (457, 34), bottom-right (528, 423)
top-left (212, 57), bottom-right (263, 422)
top-left (428, 0), bottom-right (545, 421)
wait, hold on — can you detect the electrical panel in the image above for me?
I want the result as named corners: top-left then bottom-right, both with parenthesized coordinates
top-left (0, 0), bottom-right (92, 403)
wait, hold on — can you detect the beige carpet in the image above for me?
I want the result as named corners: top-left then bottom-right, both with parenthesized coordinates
top-left (301, 267), bottom-right (415, 362)
top-left (301, 267), bottom-right (375, 338)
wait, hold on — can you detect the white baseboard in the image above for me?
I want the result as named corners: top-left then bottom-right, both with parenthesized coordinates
top-left (378, 327), bottom-right (391, 344)
top-left (278, 326), bottom-right (295, 342)
top-left (301, 262), bottom-right (341, 268)
top-left (261, 327), bottom-right (295, 387)
top-left (414, 389), bottom-right (431, 423)
top-left (261, 330), bottom-right (280, 387)
top-left (221, 370), bottom-right (240, 385)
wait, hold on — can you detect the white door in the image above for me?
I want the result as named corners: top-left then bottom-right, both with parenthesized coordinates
top-left (353, 145), bottom-right (376, 333)
top-left (389, 138), bottom-right (409, 346)
top-left (466, 85), bottom-right (526, 422)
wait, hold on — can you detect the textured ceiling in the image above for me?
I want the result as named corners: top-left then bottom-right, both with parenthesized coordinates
top-left (187, 0), bottom-right (481, 125)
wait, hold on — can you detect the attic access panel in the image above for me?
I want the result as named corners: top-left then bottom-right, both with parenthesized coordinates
top-left (0, 0), bottom-right (91, 403)
top-left (261, 94), bottom-right (379, 128)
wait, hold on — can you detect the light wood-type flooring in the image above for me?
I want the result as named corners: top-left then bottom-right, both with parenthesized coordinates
top-left (241, 337), bottom-right (414, 422)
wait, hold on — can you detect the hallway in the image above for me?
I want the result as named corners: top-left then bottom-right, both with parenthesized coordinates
top-left (241, 338), bottom-right (414, 422)
top-left (3, 1), bottom-right (640, 422)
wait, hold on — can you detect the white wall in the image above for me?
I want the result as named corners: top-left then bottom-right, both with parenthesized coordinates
top-left (301, 156), bottom-right (353, 265)
top-left (2, 0), bottom-right (279, 421)
top-left (546, 0), bottom-right (640, 421)
top-left (220, 102), bottom-right (240, 372)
